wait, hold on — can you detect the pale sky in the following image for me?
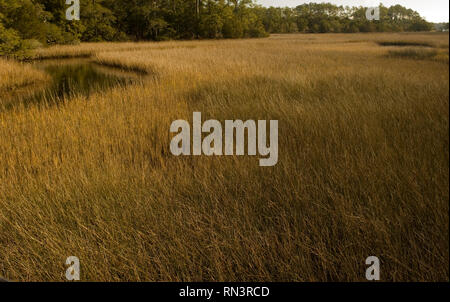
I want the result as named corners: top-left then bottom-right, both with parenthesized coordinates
top-left (255, 1), bottom-right (450, 23)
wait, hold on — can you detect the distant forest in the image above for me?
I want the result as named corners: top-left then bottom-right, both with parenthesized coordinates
top-left (0, 0), bottom-right (442, 58)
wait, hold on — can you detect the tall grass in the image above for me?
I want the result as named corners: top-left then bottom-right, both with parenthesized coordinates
top-left (388, 48), bottom-right (439, 60)
top-left (0, 33), bottom-right (448, 281)
top-left (0, 58), bottom-right (49, 93)
top-left (377, 41), bottom-right (435, 47)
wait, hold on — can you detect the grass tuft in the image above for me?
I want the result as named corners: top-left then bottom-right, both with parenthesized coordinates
top-left (388, 48), bottom-right (439, 60)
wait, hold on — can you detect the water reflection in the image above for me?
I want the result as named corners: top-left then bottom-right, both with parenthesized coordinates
top-left (1, 59), bottom-right (140, 110)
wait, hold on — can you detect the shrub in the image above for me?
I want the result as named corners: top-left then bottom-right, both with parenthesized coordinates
top-left (0, 23), bottom-right (22, 57)
top-left (46, 24), bottom-right (79, 45)
top-left (45, 23), bottom-right (65, 45)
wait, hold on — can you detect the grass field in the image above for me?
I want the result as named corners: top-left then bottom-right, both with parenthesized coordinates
top-left (0, 33), bottom-right (448, 281)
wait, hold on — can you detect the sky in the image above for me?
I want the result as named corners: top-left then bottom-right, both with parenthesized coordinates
top-left (255, 0), bottom-right (450, 23)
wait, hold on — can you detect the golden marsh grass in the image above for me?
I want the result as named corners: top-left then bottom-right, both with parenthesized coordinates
top-left (0, 33), bottom-right (448, 281)
top-left (0, 59), bottom-right (49, 93)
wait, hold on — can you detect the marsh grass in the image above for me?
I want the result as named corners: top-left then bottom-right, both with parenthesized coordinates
top-left (388, 48), bottom-right (439, 60)
top-left (377, 41), bottom-right (435, 47)
top-left (0, 58), bottom-right (49, 93)
top-left (0, 33), bottom-right (448, 282)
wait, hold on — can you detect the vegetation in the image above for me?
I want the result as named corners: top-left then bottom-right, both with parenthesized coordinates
top-left (262, 3), bottom-right (433, 34)
top-left (434, 22), bottom-right (450, 32)
top-left (0, 32), bottom-right (448, 281)
top-left (0, 58), bottom-right (48, 93)
top-left (377, 41), bottom-right (434, 47)
top-left (388, 48), bottom-right (439, 60)
top-left (1, 1), bottom-right (435, 58)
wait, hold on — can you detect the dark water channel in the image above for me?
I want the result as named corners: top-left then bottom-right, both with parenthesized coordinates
top-left (3, 59), bottom-right (140, 110)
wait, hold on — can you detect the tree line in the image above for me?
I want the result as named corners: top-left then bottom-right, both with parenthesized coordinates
top-left (262, 3), bottom-right (433, 34)
top-left (1, 0), bottom-right (435, 58)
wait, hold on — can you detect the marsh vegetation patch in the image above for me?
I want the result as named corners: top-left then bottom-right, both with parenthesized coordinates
top-left (387, 48), bottom-right (439, 60)
top-left (377, 41), bottom-right (435, 47)
top-left (2, 59), bottom-right (141, 109)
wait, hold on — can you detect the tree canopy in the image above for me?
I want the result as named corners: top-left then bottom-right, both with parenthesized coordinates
top-left (0, 1), bottom-right (434, 58)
